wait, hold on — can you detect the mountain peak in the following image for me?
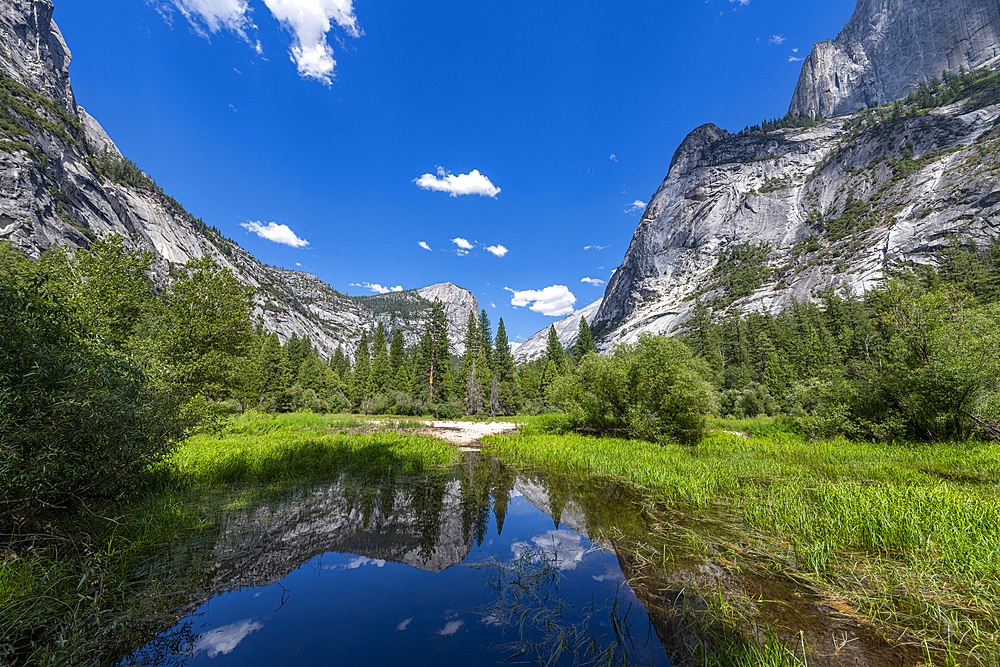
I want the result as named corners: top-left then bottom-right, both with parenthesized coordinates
top-left (789, 0), bottom-right (1000, 118)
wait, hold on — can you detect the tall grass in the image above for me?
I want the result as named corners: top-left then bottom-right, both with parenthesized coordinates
top-left (484, 425), bottom-right (1000, 665)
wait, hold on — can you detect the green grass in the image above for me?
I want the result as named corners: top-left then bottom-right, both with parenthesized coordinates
top-left (484, 419), bottom-right (1000, 665)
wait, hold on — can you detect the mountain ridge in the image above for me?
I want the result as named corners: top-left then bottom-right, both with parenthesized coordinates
top-left (526, 0), bottom-right (1000, 355)
top-left (0, 0), bottom-right (476, 358)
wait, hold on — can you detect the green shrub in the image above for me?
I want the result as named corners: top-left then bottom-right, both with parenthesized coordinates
top-left (0, 285), bottom-right (185, 528)
top-left (549, 334), bottom-right (714, 443)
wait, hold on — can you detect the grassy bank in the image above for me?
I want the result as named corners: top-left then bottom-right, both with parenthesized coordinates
top-left (1, 412), bottom-right (457, 665)
top-left (485, 417), bottom-right (1000, 666)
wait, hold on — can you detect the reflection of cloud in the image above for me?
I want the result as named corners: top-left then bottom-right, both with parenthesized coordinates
top-left (437, 620), bottom-right (464, 636)
top-left (339, 556), bottom-right (386, 569)
top-left (481, 614), bottom-right (503, 626)
top-left (397, 617), bottom-right (413, 631)
top-left (593, 572), bottom-right (624, 583)
top-left (192, 619), bottom-right (263, 658)
top-left (511, 529), bottom-right (587, 571)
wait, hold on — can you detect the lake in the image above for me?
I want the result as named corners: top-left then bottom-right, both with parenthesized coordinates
top-left (125, 452), bottom-right (671, 666)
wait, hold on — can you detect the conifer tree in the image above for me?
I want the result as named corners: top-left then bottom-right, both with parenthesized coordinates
top-left (573, 316), bottom-right (595, 358)
top-left (493, 318), bottom-right (521, 414)
top-left (389, 329), bottom-right (405, 374)
top-left (368, 323), bottom-right (391, 395)
top-left (479, 309), bottom-right (493, 371)
top-left (416, 300), bottom-right (452, 403)
top-left (545, 325), bottom-right (566, 371)
top-left (352, 331), bottom-right (371, 407)
top-left (331, 344), bottom-right (349, 382)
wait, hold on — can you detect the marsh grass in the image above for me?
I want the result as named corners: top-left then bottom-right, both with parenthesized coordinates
top-left (484, 422), bottom-right (1000, 665)
top-left (1, 412), bottom-right (458, 665)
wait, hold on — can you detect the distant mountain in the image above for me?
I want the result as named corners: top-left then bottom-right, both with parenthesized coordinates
top-left (0, 0), bottom-right (475, 357)
top-left (525, 0), bottom-right (1000, 354)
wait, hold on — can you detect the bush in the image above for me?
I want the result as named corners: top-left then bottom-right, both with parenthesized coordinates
top-left (549, 334), bottom-right (714, 443)
top-left (0, 285), bottom-right (185, 528)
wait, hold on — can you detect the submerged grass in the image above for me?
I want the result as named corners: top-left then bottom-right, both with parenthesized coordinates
top-left (485, 419), bottom-right (1000, 665)
top-left (2, 411), bottom-right (458, 665)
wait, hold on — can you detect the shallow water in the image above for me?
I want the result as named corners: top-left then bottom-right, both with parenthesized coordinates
top-left (127, 454), bottom-right (670, 666)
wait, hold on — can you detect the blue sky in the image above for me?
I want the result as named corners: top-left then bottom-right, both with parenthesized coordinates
top-left (55, 0), bottom-right (855, 343)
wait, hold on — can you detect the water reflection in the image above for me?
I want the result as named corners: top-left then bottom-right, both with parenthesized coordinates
top-left (125, 453), bottom-right (669, 666)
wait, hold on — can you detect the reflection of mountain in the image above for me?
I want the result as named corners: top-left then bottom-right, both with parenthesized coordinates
top-left (209, 475), bottom-right (472, 592)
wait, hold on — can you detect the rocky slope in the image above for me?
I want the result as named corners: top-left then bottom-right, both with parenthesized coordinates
top-left (514, 298), bottom-right (602, 363)
top-left (790, 0), bottom-right (1000, 119)
top-left (0, 0), bottom-right (475, 359)
top-left (524, 0), bottom-right (1000, 353)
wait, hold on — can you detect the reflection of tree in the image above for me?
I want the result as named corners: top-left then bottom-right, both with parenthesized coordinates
top-left (489, 460), bottom-right (516, 536)
top-left (413, 475), bottom-right (448, 562)
top-left (544, 476), bottom-right (572, 529)
top-left (460, 453), bottom-right (494, 547)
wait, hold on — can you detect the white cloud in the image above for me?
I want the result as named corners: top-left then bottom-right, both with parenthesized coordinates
top-left (158, 0), bottom-right (253, 38)
top-left (192, 619), bottom-right (263, 658)
top-left (609, 154), bottom-right (618, 162)
top-left (730, 0), bottom-right (751, 5)
top-left (486, 244), bottom-right (508, 257)
top-left (505, 285), bottom-right (576, 317)
top-left (768, 34), bottom-right (786, 45)
top-left (261, 0), bottom-right (361, 84)
top-left (240, 220), bottom-right (310, 247)
top-left (414, 167), bottom-right (500, 198)
top-left (437, 620), bottom-right (464, 636)
top-left (581, 277), bottom-right (604, 287)
top-left (490, 301), bottom-right (496, 308)
top-left (792, 48), bottom-right (799, 53)
top-left (625, 200), bottom-right (647, 214)
top-left (351, 282), bottom-right (403, 294)
top-left (788, 56), bottom-right (805, 62)
top-left (584, 244), bottom-right (606, 251)
top-left (452, 237), bottom-right (474, 250)
top-left (397, 617), bottom-right (413, 631)
top-left (156, 0), bottom-right (361, 84)
top-left (418, 241), bottom-right (432, 251)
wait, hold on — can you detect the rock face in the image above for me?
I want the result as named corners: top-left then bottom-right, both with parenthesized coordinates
top-left (514, 298), bottom-right (602, 364)
top-left (589, 96), bottom-right (1000, 349)
top-left (789, 0), bottom-right (1000, 119)
top-left (526, 0), bottom-right (1000, 353)
top-left (0, 0), bottom-right (475, 358)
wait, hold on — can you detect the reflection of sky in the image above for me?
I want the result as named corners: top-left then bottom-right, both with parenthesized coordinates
top-left (191, 619), bottom-right (263, 658)
top-left (511, 529), bottom-right (587, 571)
top-left (326, 556), bottom-right (386, 570)
top-left (437, 620), bottom-right (464, 636)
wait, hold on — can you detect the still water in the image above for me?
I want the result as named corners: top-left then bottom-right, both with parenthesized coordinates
top-left (127, 454), bottom-right (669, 666)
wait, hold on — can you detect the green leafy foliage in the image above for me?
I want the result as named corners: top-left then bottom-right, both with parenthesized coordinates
top-left (0, 284), bottom-right (185, 528)
top-left (550, 333), bottom-right (713, 443)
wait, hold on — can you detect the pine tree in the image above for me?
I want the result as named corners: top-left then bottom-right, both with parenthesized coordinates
top-left (368, 323), bottom-right (391, 396)
top-left (461, 307), bottom-right (480, 389)
top-left (465, 357), bottom-right (482, 415)
top-left (389, 329), bottom-right (405, 374)
top-left (416, 300), bottom-right (452, 403)
top-left (352, 331), bottom-right (371, 407)
top-left (545, 325), bottom-right (566, 371)
top-left (573, 316), bottom-right (595, 358)
top-left (493, 318), bottom-right (521, 414)
top-left (331, 344), bottom-right (349, 382)
top-left (479, 309), bottom-right (493, 371)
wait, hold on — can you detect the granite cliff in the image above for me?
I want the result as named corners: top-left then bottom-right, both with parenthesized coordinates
top-left (789, 0), bottom-right (1000, 119)
top-left (0, 0), bottom-right (475, 358)
top-left (544, 0), bottom-right (1000, 353)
